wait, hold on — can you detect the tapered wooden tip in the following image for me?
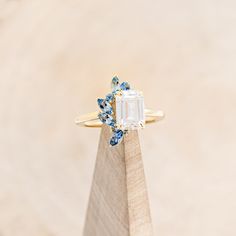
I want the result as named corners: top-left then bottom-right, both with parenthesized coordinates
top-left (83, 125), bottom-right (153, 236)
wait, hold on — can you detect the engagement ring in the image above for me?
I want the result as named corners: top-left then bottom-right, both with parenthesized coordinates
top-left (75, 76), bottom-right (164, 146)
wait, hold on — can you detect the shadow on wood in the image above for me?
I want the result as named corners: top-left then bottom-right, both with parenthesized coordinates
top-left (83, 125), bottom-right (153, 236)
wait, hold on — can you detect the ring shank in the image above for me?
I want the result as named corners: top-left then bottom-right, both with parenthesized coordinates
top-left (75, 109), bottom-right (164, 128)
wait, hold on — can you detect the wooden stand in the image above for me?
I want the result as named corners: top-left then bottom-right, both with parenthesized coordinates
top-left (83, 125), bottom-right (153, 236)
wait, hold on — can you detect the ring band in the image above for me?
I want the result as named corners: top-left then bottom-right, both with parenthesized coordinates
top-left (75, 109), bottom-right (164, 128)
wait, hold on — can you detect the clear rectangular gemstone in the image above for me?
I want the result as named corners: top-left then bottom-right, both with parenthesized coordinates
top-left (115, 90), bottom-right (145, 130)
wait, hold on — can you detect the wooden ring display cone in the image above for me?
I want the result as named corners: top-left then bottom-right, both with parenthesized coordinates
top-left (83, 125), bottom-right (153, 236)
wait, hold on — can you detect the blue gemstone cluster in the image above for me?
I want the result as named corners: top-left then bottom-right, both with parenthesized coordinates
top-left (97, 76), bottom-right (131, 146)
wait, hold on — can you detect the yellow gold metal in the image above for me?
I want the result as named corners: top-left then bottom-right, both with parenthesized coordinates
top-left (75, 109), bottom-right (164, 128)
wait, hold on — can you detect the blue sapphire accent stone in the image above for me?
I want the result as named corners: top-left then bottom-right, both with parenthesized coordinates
top-left (112, 76), bottom-right (119, 85)
top-left (112, 90), bottom-right (119, 96)
top-left (115, 129), bottom-right (123, 139)
top-left (120, 82), bottom-right (130, 91)
top-left (98, 112), bottom-right (115, 127)
top-left (97, 98), bottom-right (104, 107)
top-left (110, 129), bottom-right (124, 146)
top-left (106, 93), bottom-right (113, 102)
top-left (97, 98), bottom-right (113, 114)
top-left (110, 136), bottom-right (119, 146)
top-left (111, 76), bottom-right (120, 91)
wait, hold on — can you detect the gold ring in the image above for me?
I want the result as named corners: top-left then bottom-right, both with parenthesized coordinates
top-left (75, 76), bottom-right (164, 146)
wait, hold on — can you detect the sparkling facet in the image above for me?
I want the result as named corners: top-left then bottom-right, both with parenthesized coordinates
top-left (120, 82), bottom-right (130, 91)
top-left (115, 90), bottom-right (145, 130)
top-left (97, 98), bottom-right (113, 114)
top-left (115, 129), bottom-right (123, 139)
top-left (98, 112), bottom-right (115, 127)
top-left (97, 98), bottom-right (103, 106)
top-left (110, 129), bottom-right (124, 146)
top-left (111, 76), bottom-right (120, 91)
top-left (110, 136), bottom-right (119, 146)
top-left (106, 93), bottom-right (113, 102)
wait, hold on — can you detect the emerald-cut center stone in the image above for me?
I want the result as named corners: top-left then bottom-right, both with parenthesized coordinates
top-left (115, 90), bottom-right (145, 130)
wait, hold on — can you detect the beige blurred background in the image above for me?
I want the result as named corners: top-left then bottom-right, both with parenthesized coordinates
top-left (0, 0), bottom-right (236, 235)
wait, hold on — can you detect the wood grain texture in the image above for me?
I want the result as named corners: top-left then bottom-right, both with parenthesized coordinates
top-left (83, 125), bottom-right (152, 236)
